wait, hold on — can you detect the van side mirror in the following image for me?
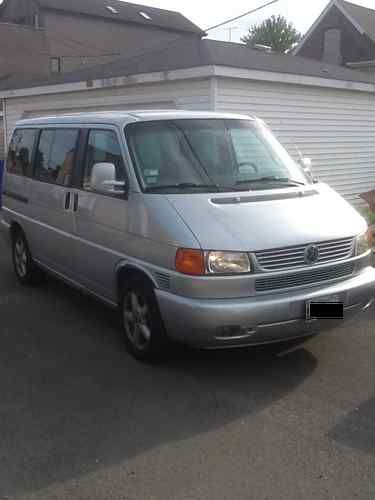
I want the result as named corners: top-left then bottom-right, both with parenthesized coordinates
top-left (298, 157), bottom-right (318, 183)
top-left (299, 157), bottom-right (312, 171)
top-left (90, 162), bottom-right (126, 195)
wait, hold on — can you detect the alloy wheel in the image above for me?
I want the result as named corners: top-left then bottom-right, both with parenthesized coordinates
top-left (14, 237), bottom-right (28, 278)
top-left (123, 291), bottom-right (152, 351)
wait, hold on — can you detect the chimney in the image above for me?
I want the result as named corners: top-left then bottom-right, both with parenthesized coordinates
top-left (322, 28), bottom-right (342, 65)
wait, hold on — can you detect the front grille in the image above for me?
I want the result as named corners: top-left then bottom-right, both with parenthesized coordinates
top-left (255, 262), bottom-right (355, 292)
top-left (255, 237), bottom-right (354, 271)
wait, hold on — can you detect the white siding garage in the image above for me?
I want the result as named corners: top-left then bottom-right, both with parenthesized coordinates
top-left (2, 62), bottom-right (375, 206)
top-left (0, 118), bottom-right (4, 160)
top-left (3, 77), bottom-right (212, 144)
top-left (216, 77), bottom-right (375, 206)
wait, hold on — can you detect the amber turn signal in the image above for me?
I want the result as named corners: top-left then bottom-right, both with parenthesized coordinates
top-left (175, 248), bottom-right (205, 276)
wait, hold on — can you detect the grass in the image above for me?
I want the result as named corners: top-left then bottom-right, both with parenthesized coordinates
top-left (360, 208), bottom-right (375, 227)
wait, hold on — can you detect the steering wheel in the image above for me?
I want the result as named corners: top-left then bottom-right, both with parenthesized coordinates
top-left (237, 161), bottom-right (259, 173)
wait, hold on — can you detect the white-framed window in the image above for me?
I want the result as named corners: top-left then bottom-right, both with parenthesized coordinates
top-left (50, 57), bottom-right (61, 74)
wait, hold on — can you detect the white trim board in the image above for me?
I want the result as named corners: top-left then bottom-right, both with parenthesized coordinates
top-left (1, 63), bottom-right (375, 101)
top-left (210, 76), bottom-right (218, 111)
top-left (0, 66), bottom-right (215, 99)
top-left (293, 0), bottom-right (365, 56)
top-left (212, 66), bottom-right (375, 93)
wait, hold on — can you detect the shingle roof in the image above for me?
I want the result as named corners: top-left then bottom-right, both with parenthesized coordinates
top-left (340, 0), bottom-right (375, 44)
top-left (0, 23), bottom-right (50, 88)
top-left (3, 38), bottom-right (375, 92)
top-left (36, 0), bottom-right (204, 35)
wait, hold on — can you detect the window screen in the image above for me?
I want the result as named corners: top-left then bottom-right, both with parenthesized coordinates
top-left (6, 129), bottom-right (36, 176)
top-left (51, 57), bottom-right (61, 74)
top-left (35, 129), bottom-right (79, 186)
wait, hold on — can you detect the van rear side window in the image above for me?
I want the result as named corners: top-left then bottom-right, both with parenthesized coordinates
top-left (6, 129), bottom-right (37, 177)
top-left (35, 129), bottom-right (79, 186)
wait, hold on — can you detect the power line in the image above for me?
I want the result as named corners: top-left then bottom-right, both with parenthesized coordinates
top-left (205, 0), bottom-right (279, 32)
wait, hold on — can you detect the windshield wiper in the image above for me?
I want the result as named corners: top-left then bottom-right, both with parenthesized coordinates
top-left (237, 176), bottom-right (306, 187)
top-left (145, 183), bottom-right (221, 192)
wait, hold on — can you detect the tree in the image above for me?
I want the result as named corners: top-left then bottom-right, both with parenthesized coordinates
top-left (241, 15), bottom-right (302, 53)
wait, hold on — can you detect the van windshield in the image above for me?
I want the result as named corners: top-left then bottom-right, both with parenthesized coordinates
top-left (125, 119), bottom-right (308, 193)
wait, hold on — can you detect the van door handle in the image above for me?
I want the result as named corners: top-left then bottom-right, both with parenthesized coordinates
top-left (64, 192), bottom-right (71, 210)
top-left (73, 193), bottom-right (79, 212)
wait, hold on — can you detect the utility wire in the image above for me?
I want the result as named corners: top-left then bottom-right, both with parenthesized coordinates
top-left (205, 0), bottom-right (279, 32)
top-left (13, 2), bottom-right (281, 66)
top-left (16, 1), bottom-right (280, 59)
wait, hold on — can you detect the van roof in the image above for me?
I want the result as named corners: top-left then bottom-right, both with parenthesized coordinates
top-left (16, 110), bottom-right (255, 127)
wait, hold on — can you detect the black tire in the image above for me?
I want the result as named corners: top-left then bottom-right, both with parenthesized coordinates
top-left (11, 229), bottom-right (44, 285)
top-left (120, 275), bottom-right (171, 363)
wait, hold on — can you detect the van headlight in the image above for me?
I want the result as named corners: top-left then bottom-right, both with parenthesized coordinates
top-left (207, 251), bottom-right (251, 274)
top-left (355, 232), bottom-right (371, 256)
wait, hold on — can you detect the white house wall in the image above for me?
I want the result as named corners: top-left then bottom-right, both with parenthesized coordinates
top-left (216, 77), bottom-right (375, 205)
top-left (4, 78), bottom-right (212, 143)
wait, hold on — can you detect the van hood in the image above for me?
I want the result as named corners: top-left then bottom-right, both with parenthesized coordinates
top-left (166, 183), bottom-right (367, 251)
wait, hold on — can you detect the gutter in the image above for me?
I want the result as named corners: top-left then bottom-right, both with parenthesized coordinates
top-left (347, 60), bottom-right (375, 68)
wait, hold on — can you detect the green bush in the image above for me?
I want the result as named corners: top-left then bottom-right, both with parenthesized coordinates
top-left (360, 208), bottom-right (375, 226)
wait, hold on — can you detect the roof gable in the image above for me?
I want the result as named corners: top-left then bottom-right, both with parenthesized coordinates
top-left (341, 0), bottom-right (375, 44)
top-left (294, 0), bottom-right (375, 55)
top-left (35, 0), bottom-right (204, 35)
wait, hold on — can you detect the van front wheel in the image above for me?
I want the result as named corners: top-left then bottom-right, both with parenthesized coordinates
top-left (12, 230), bottom-right (44, 285)
top-left (120, 276), bottom-right (170, 363)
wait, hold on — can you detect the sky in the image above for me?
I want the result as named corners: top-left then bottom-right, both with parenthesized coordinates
top-left (126, 0), bottom-right (375, 43)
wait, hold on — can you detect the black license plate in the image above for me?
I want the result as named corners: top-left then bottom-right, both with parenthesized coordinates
top-left (306, 302), bottom-right (344, 320)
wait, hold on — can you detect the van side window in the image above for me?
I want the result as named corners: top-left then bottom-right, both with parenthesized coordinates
top-left (6, 129), bottom-right (36, 176)
top-left (83, 130), bottom-right (125, 191)
top-left (34, 129), bottom-right (79, 186)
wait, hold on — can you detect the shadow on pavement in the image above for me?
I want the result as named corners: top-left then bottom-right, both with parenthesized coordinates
top-left (0, 265), bottom-right (317, 497)
top-left (329, 397), bottom-right (375, 455)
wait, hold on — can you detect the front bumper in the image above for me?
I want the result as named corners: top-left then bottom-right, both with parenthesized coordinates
top-left (156, 266), bottom-right (375, 348)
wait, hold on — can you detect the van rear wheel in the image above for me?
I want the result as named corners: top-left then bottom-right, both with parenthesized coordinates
top-left (12, 230), bottom-right (44, 285)
top-left (120, 275), bottom-right (170, 363)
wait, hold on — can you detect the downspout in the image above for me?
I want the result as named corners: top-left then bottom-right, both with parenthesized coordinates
top-left (2, 98), bottom-right (8, 154)
top-left (0, 98), bottom-right (5, 208)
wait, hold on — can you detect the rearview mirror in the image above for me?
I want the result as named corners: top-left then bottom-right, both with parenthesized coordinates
top-left (90, 162), bottom-right (126, 195)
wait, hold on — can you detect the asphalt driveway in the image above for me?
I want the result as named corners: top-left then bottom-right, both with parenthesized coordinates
top-left (0, 237), bottom-right (375, 500)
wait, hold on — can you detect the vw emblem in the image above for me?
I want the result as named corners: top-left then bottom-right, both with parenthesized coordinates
top-left (304, 244), bottom-right (320, 265)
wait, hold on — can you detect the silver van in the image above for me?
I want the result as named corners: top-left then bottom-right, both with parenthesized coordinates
top-left (1, 111), bottom-right (374, 361)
